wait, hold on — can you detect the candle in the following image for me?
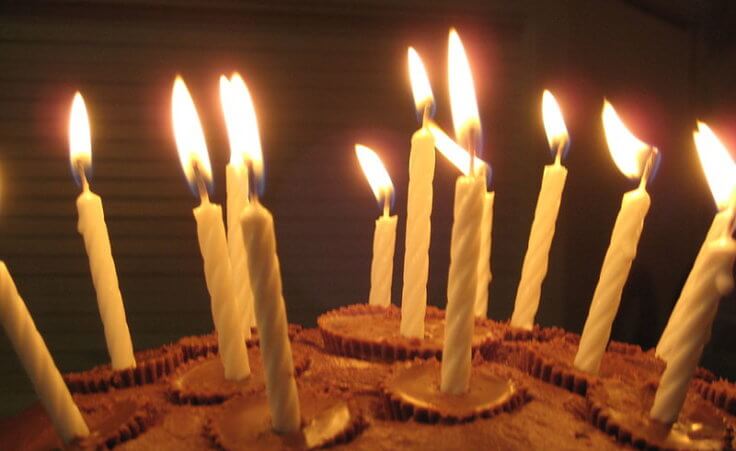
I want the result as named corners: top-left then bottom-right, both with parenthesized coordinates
top-left (656, 122), bottom-right (736, 360)
top-left (356, 145), bottom-right (397, 308)
top-left (574, 101), bottom-right (658, 374)
top-left (237, 84), bottom-right (301, 434)
top-left (441, 29), bottom-right (486, 394)
top-left (475, 190), bottom-right (494, 318)
top-left (510, 90), bottom-right (569, 329)
top-left (220, 73), bottom-right (258, 337)
top-left (69, 92), bottom-right (135, 370)
top-left (400, 47), bottom-right (435, 337)
top-left (650, 224), bottom-right (736, 424)
top-left (0, 262), bottom-right (89, 443)
top-left (172, 76), bottom-right (249, 381)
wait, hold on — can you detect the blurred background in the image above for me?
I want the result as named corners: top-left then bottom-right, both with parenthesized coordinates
top-left (0, 0), bottom-right (735, 417)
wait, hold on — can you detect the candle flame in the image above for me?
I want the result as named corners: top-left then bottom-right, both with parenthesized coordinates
top-left (448, 29), bottom-right (481, 153)
top-left (408, 47), bottom-right (434, 119)
top-left (542, 90), bottom-right (569, 159)
top-left (172, 76), bottom-right (212, 195)
top-left (694, 122), bottom-right (736, 210)
top-left (69, 92), bottom-right (92, 184)
top-left (428, 123), bottom-right (490, 182)
top-left (355, 144), bottom-right (394, 211)
top-left (602, 100), bottom-right (652, 180)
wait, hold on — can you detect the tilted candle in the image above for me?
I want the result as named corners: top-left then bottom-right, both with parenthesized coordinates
top-left (356, 145), bottom-right (397, 308)
top-left (220, 73), bottom-right (257, 336)
top-left (69, 92), bottom-right (135, 370)
top-left (511, 90), bottom-right (569, 330)
top-left (238, 85), bottom-right (301, 434)
top-left (441, 28), bottom-right (486, 394)
top-left (172, 76), bottom-right (250, 381)
top-left (574, 100), bottom-right (657, 375)
top-left (0, 262), bottom-right (89, 443)
top-left (650, 226), bottom-right (736, 424)
top-left (656, 122), bottom-right (736, 360)
top-left (400, 47), bottom-right (436, 337)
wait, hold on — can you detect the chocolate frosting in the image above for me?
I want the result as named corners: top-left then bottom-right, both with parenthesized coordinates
top-left (206, 391), bottom-right (365, 450)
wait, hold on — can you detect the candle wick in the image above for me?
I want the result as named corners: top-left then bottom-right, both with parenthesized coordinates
top-left (639, 147), bottom-right (658, 190)
top-left (554, 140), bottom-right (565, 166)
top-left (382, 191), bottom-right (390, 217)
top-left (246, 160), bottom-right (260, 204)
top-left (192, 162), bottom-right (209, 204)
top-left (421, 104), bottom-right (431, 129)
top-left (77, 161), bottom-right (90, 192)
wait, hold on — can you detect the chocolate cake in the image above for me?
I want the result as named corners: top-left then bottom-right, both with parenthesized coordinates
top-left (2, 317), bottom-right (731, 450)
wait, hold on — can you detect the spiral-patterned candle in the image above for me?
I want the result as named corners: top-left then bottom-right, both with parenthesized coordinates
top-left (76, 189), bottom-right (136, 370)
top-left (226, 164), bottom-right (255, 337)
top-left (656, 209), bottom-right (730, 360)
top-left (0, 262), bottom-right (89, 443)
top-left (441, 175), bottom-right (484, 394)
top-left (474, 191), bottom-right (494, 318)
top-left (574, 187), bottom-right (650, 374)
top-left (241, 201), bottom-right (301, 433)
top-left (194, 200), bottom-right (250, 381)
top-left (400, 129), bottom-right (435, 337)
top-left (369, 215), bottom-right (397, 307)
top-left (650, 236), bottom-right (736, 423)
top-left (511, 164), bottom-right (567, 329)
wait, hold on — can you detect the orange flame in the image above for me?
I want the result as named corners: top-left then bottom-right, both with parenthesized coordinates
top-left (69, 92), bottom-right (91, 177)
top-left (172, 76), bottom-right (212, 190)
top-left (694, 122), bottom-right (736, 210)
top-left (602, 100), bottom-right (652, 180)
top-left (448, 29), bottom-right (480, 150)
top-left (355, 144), bottom-right (394, 210)
top-left (542, 90), bottom-right (569, 157)
top-left (408, 47), bottom-right (434, 116)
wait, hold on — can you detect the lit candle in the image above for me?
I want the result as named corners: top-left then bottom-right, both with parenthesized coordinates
top-left (237, 87), bottom-right (301, 434)
top-left (428, 125), bottom-right (492, 320)
top-left (441, 29), bottom-right (486, 395)
top-left (0, 262), bottom-right (89, 443)
top-left (355, 145), bottom-right (397, 307)
top-left (69, 93), bottom-right (135, 370)
top-left (220, 73), bottom-right (258, 337)
top-left (574, 101), bottom-right (658, 374)
top-left (172, 76), bottom-right (249, 381)
top-left (650, 220), bottom-right (736, 424)
top-left (400, 48), bottom-right (435, 337)
top-left (656, 122), bottom-right (736, 360)
top-left (510, 90), bottom-right (569, 329)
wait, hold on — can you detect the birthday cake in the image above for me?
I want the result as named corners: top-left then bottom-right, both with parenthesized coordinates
top-left (0, 320), bottom-right (733, 450)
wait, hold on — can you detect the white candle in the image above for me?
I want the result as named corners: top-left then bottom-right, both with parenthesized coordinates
top-left (370, 213), bottom-right (398, 307)
top-left (172, 76), bottom-right (249, 381)
top-left (194, 196), bottom-right (251, 380)
top-left (511, 90), bottom-right (569, 329)
top-left (0, 262), bottom-right (89, 443)
top-left (474, 191), bottom-right (494, 318)
top-left (221, 73), bottom-right (261, 333)
top-left (650, 233), bottom-right (736, 424)
top-left (574, 186), bottom-right (650, 374)
top-left (241, 200), bottom-right (301, 433)
top-left (69, 92), bottom-right (135, 370)
top-left (656, 207), bottom-right (731, 359)
top-left (226, 162), bottom-right (255, 337)
top-left (574, 100), bottom-right (656, 375)
top-left (356, 145), bottom-right (397, 309)
top-left (510, 162), bottom-right (567, 329)
top-left (441, 175), bottom-right (485, 394)
top-left (400, 48), bottom-right (436, 337)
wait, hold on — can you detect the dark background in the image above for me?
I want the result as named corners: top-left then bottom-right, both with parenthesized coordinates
top-left (1, 0), bottom-right (735, 417)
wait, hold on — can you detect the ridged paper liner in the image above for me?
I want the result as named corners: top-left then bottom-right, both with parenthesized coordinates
top-left (318, 304), bottom-right (508, 363)
top-left (75, 400), bottom-right (158, 450)
top-left (64, 345), bottom-right (184, 393)
top-left (693, 378), bottom-right (736, 415)
top-left (381, 360), bottom-right (529, 424)
top-left (178, 324), bottom-right (303, 362)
